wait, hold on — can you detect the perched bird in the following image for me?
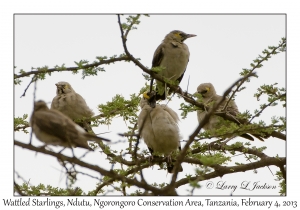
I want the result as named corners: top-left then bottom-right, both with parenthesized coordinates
top-left (196, 83), bottom-right (264, 141)
top-left (51, 81), bottom-right (94, 133)
top-left (31, 100), bottom-right (110, 151)
top-left (138, 92), bottom-right (183, 173)
top-left (151, 30), bottom-right (196, 102)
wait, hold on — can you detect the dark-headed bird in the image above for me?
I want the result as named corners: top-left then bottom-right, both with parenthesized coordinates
top-left (151, 30), bottom-right (196, 103)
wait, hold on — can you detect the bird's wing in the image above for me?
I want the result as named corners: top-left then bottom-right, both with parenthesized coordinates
top-left (50, 96), bottom-right (59, 109)
top-left (137, 108), bottom-right (150, 133)
top-left (216, 95), bottom-right (265, 141)
top-left (152, 43), bottom-right (164, 68)
top-left (74, 93), bottom-right (94, 117)
top-left (83, 132), bottom-right (111, 142)
top-left (226, 99), bottom-right (240, 116)
top-left (176, 69), bottom-right (186, 84)
top-left (162, 105), bottom-right (179, 124)
top-left (33, 111), bottom-right (67, 137)
top-left (33, 110), bottom-right (81, 142)
top-left (214, 94), bottom-right (239, 116)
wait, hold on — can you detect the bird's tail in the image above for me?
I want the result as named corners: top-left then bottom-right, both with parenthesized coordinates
top-left (77, 121), bottom-right (95, 134)
top-left (251, 134), bottom-right (265, 141)
top-left (73, 141), bottom-right (94, 151)
top-left (240, 133), bottom-right (255, 141)
top-left (240, 133), bottom-right (265, 141)
top-left (84, 133), bottom-right (111, 143)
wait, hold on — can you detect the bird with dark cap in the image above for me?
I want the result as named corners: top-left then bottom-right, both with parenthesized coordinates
top-left (150, 30), bottom-right (196, 106)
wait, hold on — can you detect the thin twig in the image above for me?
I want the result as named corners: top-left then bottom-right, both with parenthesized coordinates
top-left (20, 75), bottom-right (36, 98)
top-left (124, 14), bottom-right (141, 39)
top-left (222, 40), bottom-right (286, 112)
top-left (248, 93), bottom-right (286, 123)
top-left (29, 79), bottom-right (37, 145)
top-left (186, 75), bottom-right (190, 93)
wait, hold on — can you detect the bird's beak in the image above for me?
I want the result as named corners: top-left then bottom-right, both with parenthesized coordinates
top-left (186, 34), bottom-right (197, 38)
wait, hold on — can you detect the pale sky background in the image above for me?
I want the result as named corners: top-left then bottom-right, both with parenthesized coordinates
top-left (14, 14), bottom-right (285, 196)
top-left (1, 0), bottom-right (299, 206)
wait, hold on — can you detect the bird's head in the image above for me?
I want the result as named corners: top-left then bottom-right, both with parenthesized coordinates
top-left (55, 81), bottom-right (74, 95)
top-left (197, 83), bottom-right (216, 98)
top-left (34, 100), bottom-right (49, 111)
top-left (140, 91), bottom-right (156, 108)
top-left (166, 30), bottom-right (196, 42)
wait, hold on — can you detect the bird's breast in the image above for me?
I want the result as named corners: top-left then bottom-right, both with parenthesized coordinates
top-left (160, 44), bottom-right (190, 80)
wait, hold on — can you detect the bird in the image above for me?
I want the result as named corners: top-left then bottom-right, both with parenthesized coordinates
top-left (138, 92), bottom-right (183, 173)
top-left (196, 83), bottom-right (264, 141)
top-left (151, 30), bottom-right (196, 102)
top-left (51, 81), bottom-right (95, 133)
top-left (30, 100), bottom-right (110, 151)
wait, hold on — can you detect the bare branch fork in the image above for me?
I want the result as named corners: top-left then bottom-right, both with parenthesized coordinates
top-left (15, 140), bottom-right (164, 195)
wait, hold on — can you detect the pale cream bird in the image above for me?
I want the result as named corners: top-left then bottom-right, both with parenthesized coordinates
top-left (138, 92), bottom-right (183, 173)
top-left (30, 100), bottom-right (110, 151)
top-left (196, 83), bottom-right (264, 141)
top-left (51, 81), bottom-right (94, 133)
top-left (151, 30), bottom-right (196, 103)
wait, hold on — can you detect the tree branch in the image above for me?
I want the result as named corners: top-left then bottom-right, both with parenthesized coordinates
top-left (15, 140), bottom-right (169, 195)
top-left (223, 38), bottom-right (286, 112)
top-left (14, 56), bottom-right (130, 79)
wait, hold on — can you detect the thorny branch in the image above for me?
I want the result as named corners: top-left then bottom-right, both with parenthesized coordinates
top-left (15, 140), bottom-right (285, 195)
top-left (14, 56), bottom-right (130, 79)
top-left (15, 140), bottom-right (164, 195)
top-left (222, 38), bottom-right (286, 112)
top-left (248, 93), bottom-right (286, 123)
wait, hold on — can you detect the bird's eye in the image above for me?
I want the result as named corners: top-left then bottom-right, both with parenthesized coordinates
top-left (199, 90), bottom-right (208, 95)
